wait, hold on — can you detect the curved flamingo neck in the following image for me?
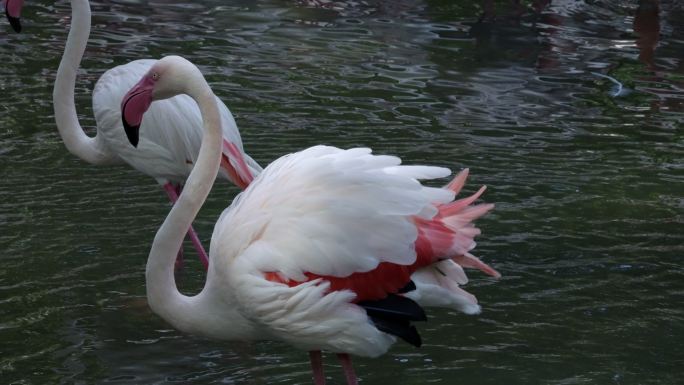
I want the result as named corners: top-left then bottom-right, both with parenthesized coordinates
top-left (53, 0), bottom-right (119, 165)
top-left (144, 76), bottom-right (224, 334)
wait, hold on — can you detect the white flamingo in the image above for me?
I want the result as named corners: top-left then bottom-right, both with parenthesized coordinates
top-left (44, 0), bottom-right (262, 267)
top-left (121, 55), bottom-right (500, 385)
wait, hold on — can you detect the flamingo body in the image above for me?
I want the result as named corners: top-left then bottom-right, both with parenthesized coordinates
top-left (209, 146), bottom-right (491, 356)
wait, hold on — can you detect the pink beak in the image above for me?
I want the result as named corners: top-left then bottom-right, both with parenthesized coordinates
top-left (121, 75), bottom-right (155, 148)
top-left (5, 0), bottom-right (24, 32)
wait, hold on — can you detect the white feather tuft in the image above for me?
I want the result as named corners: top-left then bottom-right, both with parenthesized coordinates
top-left (406, 260), bottom-right (482, 315)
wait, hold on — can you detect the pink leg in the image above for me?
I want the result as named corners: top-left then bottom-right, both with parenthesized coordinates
top-left (337, 353), bottom-right (358, 385)
top-left (175, 248), bottom-right (184, 270)
top-left (162, 182), bottom-right (210, 270)
top-left (185, 222), bottom-right (209, 270)
top-left (309, 351), bottom-right (326, 385)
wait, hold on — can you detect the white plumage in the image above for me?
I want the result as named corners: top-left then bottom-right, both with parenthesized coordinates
top-left (213, 147), bottom-right (450, 278)
top-left (406, 260), bottom-right (482, 314)
top-left (211, 146), bottom-right (452, 355)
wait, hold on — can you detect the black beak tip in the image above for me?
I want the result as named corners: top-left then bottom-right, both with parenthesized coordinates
top-left (122, 118), bottom-right (140, 148)
top-left (7, 15), bottom-right (21, 33)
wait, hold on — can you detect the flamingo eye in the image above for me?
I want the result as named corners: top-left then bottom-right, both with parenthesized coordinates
top-left (151, 72), bottom-right (160, 81)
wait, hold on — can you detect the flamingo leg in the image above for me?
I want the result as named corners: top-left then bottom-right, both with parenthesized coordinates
top-left (162, 182), bottom-right (210, 270)
top-left (175, 248), bottom-right (184, 270)
top-left (336, 353), bottom-right (358, 385)
top-left (309, 351), bottom-right (326, 385)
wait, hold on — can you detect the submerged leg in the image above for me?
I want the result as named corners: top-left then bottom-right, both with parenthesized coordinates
top-left (309, 351), bottom-right (326, 385)
top-left (337, 353), bottom-right (358, 385)
top-left (162, 182), bottom-right (209, 270)
top-left (175, 248), bottom-right (184, 270)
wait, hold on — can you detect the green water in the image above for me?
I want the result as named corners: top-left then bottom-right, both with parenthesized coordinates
top-left (1, 0), bottom-right (683, 384)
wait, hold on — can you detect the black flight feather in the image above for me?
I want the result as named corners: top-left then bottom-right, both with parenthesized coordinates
top-left (369, 316), bottom-right (422, 347)
top-left (358, 293), bottom-right (427, 347)
top-left (397, 280), bottom-right (416, 294)
top-left (358, 293), bottom-right (427, 322)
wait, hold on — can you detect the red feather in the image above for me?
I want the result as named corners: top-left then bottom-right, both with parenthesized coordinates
top-left (220, 139), bottom-right (253, 190)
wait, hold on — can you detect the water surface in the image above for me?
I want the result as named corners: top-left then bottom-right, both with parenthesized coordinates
top-left (1, 0), bottom-right (683, 384)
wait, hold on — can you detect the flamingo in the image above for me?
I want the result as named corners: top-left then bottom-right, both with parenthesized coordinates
top-left (121, 55), bottom-right (500, 385)
top-left (15, 0), bottom-right (261, 268)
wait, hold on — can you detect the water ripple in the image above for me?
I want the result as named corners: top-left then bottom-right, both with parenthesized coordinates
top-left (1, 0), bottom-right (683, 384)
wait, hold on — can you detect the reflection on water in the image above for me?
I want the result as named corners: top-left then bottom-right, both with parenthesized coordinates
top-left (1, 0), bottom-right (683, 384)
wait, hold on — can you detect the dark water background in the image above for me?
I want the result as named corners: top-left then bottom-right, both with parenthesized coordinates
top-left (1, 0), bottom-right (683, 384)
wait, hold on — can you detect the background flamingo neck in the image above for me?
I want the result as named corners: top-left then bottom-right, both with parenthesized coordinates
top-left (145, 84), bottom-right (222, 332)
top-left (53, 0), bottom-right (119, 165)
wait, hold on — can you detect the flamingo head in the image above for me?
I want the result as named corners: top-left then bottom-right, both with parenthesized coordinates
top-left (4, 0), bottom-right (24, 32)
top-left (121, 56), bottom-right (202, 147)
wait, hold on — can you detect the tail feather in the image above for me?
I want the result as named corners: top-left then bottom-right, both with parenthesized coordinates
top-left (409, 169), bottom-right (499, 313)
top-left (449, 232), bottom-right (477, 255)
top-left (440, 185), bottom-right (487, 217)
top-left (406, 261), bottom-right (481, 314)
top-left (220, 139), bottom-right (255, 190)
top-left (437, 273), bottom-right (477, 305)
top-left (415, 171), bottom-right (494, 269)
top-left (453, 252), bottom-right (501, 278)
top-left (451, 203), bottom-right (495, 223)
top-left (436, 259), bottom-right (468, 285)
top-left (445, 167), bottom-right (470, 195)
